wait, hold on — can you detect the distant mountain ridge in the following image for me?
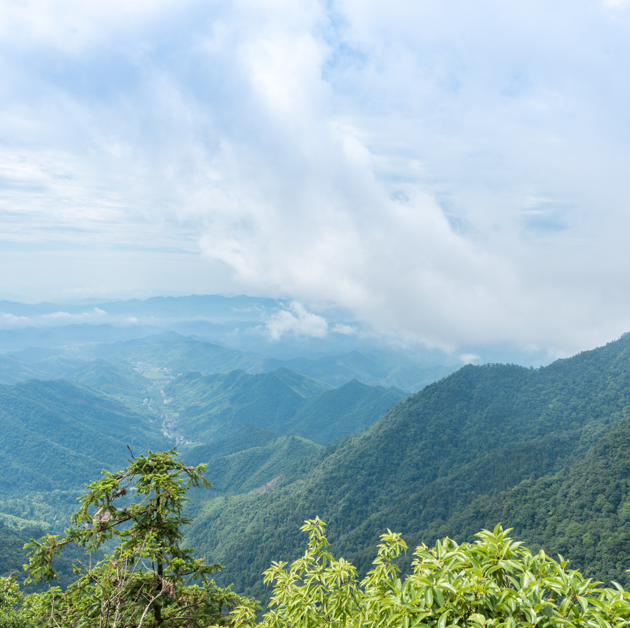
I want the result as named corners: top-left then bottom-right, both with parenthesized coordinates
top-left (89, 332), bottom-right (456, 392)
top-left (0, 294), bottom-right (286, 319)
top-left (159, 367), bottom-right (404, 444)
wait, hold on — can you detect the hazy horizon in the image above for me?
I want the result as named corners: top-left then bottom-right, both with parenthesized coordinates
top-left (2, 0), bottom-right (630, 357)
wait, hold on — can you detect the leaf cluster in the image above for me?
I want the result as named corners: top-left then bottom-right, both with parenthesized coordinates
top-left (231, 520), bottom-right (630, 628)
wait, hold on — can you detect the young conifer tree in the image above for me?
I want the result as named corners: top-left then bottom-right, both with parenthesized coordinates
top-left (24, 448), bottom-right (257, 628)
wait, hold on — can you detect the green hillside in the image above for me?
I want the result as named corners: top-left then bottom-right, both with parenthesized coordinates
top-left (439, 413), bottom-right (630, 587)
top-left (0, 352), bottom-right (87, 385)
top-left (0, 379), bottom-right (164, 497)
top-left (182, 424), bottom-right (282, 459)
top-left (0, 520), bottom-right (96, 591)
top-left (159, 368), bottom-right (331, 443)
top-left (185, 333), bottom-right (630, 600)
top-left (161, 368), bottom-right (403, 445)
top-left (0, 354), bottom-right (44, 384)
top-left (282, 379), bottom-right (405, 444)
top-left (70, 358), bottom-right (150, 404)
top-left (185, 433), bottom-right (321, 498)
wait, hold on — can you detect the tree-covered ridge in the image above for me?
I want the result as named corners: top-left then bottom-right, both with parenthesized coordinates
top-left (282, 379), bottom-right (406, 444)
top-left (0, 379), bottom-right (163, 498)
top-left (185, 433), bottom-right (321, 500)
top-left (0, 353), bottom-right (87, 386)
top-left (71, 358), bottom-right (150, 400)
top-left (165, 369), bottom-right (404, 445)
top-left (13, 449), bottom-right (258, 627)
top-left (0, 520), bottom-right (102, 593)
top-left (438, 413), bottom-right (630, 587)
top-left (163, 368), bottom-right (331, 443)
top-left (185, 333), bottom-right (630, 601)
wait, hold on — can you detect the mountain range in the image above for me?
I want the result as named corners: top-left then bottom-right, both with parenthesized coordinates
top-left (2, 296), bottom-right (630, 607)
top-left (183, 333), bottom-right (630, 600)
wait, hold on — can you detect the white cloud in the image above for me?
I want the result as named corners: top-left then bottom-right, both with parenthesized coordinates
top-left (266, 302), bottom-right (328, 340)
top-left (460, 353), bottom-right (481, 365)
top-left (0, 313), bottom-right (29, 324)
top-left (127, 316), bottom-right (138, 323)
top-left (1, 1), bottom-right (630, 354)
top-left (44, 307), bottom-right (107, 319)
top-left (331, 324), bottom-right (356, 335)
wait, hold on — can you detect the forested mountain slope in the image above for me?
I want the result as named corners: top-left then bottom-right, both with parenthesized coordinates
top-left (0, 520), bottom-right (92, 591)
top-left (284, 379), bottom-right (406, 443)
top-left (0, 379), bottom-right (163, 497)
top-left (71, 359), bottom-right (149, 399)
top-left (185, 433), bottom-right (321, 498)
top-left (0, 353), bottom-right (86, 385)
top-left (182, 424), bottom-right (282, 460)
top-left (440, 413), bottom-right (630, 587)
top-left (168, 369), bottom-right (404, 444)
top-left (186, 333), bottom-right (630, 600)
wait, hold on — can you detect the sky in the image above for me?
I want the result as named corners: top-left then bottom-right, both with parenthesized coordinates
top-left (1, 0), bottom-right (630, 355)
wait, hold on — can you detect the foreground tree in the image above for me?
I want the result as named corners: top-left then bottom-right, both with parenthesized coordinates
top-left (231, 518), bottom-right (630, 628)
top-left (24, 448), bottom-right (257, 628)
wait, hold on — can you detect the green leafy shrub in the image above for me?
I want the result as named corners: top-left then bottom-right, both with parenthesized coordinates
top-left (231, 519), bottom-right (630, 628)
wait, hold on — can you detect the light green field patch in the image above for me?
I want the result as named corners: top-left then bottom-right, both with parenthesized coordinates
top-left (142, 367), bottom-right (174, 380)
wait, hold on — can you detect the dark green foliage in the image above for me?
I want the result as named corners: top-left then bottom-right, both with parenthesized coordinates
top-left (185, 425), bottom-right (283, 461)
top-left (186, 333), bottom-right (630, 601)
top-left (0, 522), bottom-right (43, 579)
top-left (0, 520), bottom-right (101, 593)
top-left (186, 434), bottom-right (321, 499)
top-left (169, 368), bottom-right (331, 441)
top-left (439, 414), bottom-right (630, 588)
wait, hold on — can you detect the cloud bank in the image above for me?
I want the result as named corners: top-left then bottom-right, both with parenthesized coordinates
top-left (266, 302), bottom-right (329, 340)
top-left (1, 0), bottom-right (630, 353)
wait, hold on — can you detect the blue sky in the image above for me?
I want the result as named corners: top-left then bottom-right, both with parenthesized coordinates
top-left (1, 0), bottom-right (630, 354)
